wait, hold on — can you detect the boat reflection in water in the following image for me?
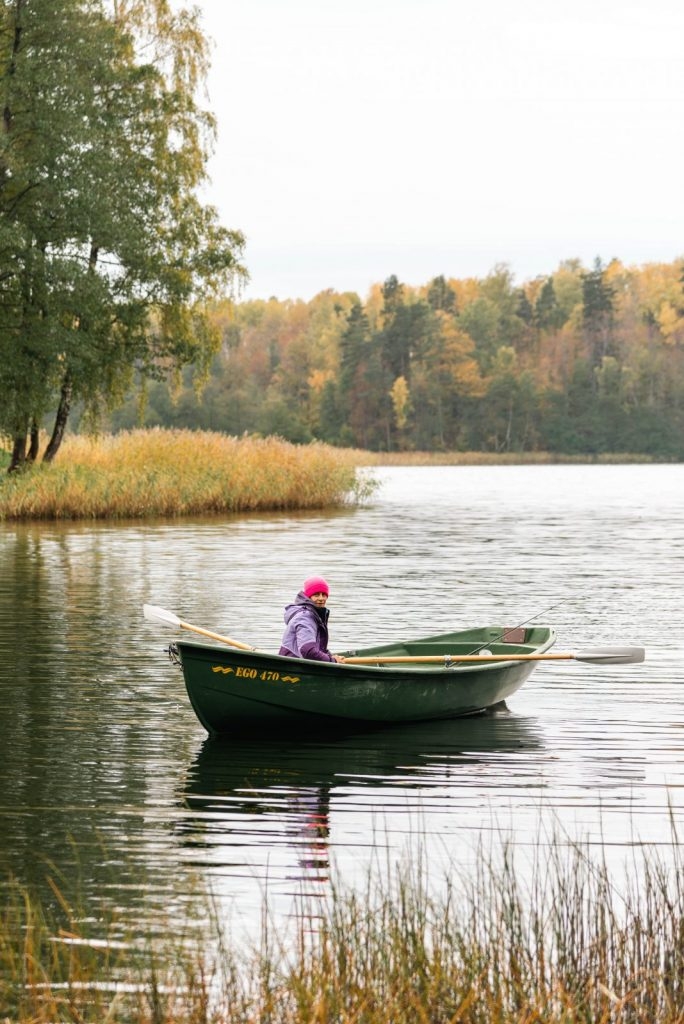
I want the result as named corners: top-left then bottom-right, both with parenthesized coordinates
top-left (176, 706), bottom-right (545, 903)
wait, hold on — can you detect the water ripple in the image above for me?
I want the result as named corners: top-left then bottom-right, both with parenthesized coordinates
top-left (1, 464), bottom-right (683, 933)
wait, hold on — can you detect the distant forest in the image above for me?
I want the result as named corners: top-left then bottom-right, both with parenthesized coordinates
top-left (106, 257), bottom-right (684, 456)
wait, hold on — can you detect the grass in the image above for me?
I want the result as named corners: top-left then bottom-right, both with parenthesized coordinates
top-left (0, 430), bottom-right (376, 521)
top-left (2, 832), bottom-right (684, 1023)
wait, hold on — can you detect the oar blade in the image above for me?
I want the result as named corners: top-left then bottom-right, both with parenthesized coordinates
top-left (143, 604), bottom-right (181, 629)
top-left (574, 646), bottom-right (645, 665)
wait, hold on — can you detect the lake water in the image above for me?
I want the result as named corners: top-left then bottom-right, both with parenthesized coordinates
top-left (1, 464), bottom-right (683, 940)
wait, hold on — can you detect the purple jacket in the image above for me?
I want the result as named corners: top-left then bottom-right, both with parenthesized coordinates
top-left (279, 593), bottom-right (335, 662)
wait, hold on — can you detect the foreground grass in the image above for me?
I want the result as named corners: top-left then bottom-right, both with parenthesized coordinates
top-left (0, 430), bottom-right (374, 520)
top-left (2, 835), bottom-right (684, 1023)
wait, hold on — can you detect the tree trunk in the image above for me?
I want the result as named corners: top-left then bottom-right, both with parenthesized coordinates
top-left (43, 374), bottom-right (72, 463)
top-left (27, 419), bottom-right (40, 461)
top-left (2, 1), bottom-right (24, 138)
top-left (8, 433), bottom-right (27, 473)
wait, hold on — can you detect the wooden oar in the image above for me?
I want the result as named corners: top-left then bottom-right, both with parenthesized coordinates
top-left (143, 604), bottom-right (257, 651)
top-left (345, 646), bottom-right (645, 666)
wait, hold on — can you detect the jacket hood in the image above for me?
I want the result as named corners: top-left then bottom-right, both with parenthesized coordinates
top-left (283, 592), bottom-right (329, 625)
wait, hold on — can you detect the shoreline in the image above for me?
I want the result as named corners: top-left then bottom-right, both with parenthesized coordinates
top-left (0, 429), bottom-right (676, 522)
top-left (354, 450), bottom-right (667, 466)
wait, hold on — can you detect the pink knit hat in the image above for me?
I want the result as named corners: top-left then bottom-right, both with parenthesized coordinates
top-left (303, 576), bottom-right (329, 597)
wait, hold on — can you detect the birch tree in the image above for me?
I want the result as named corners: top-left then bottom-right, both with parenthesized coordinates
top-left (0, 0), bottom-right (245, 470)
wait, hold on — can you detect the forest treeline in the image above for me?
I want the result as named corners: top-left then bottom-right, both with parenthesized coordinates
top-left (3, 4), bottom-right (683, 464)
top-left (3, 4), bottom-right (684, 465)
top-left (108, 257), bottom-right (684, 457)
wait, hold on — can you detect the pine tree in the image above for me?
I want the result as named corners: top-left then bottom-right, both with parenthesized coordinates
top-left (581, 257), bottom-right (616, 368)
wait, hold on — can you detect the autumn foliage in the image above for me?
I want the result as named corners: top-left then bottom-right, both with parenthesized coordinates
top-left (109, 257), bottom-right (684, 457)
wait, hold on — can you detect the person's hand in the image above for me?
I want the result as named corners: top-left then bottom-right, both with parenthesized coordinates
top-left (333, 655), bottom-right (346, 663)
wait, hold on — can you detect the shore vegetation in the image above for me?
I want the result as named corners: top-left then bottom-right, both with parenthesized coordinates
top-left (0, 429), bottom-right (373, 521)
top-left (353, 449), bottom-right (660, 465)
top-left (0, 0), bottom-right (245, 473)
top-left (2, 833), bottom-right (684, 1022)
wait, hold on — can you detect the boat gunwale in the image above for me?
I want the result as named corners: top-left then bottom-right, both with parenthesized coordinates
top-left (174, 625), bottom-right (556, 675)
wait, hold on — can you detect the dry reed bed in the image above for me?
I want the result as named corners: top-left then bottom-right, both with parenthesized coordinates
top-left (0, 430), bottom-right (373, 520)
top-left (354, 451), bottom-right (659, 466)
top-left (2, 834), bottom-right (684, 1023)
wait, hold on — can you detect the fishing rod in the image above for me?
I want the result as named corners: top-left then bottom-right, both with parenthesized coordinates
top-left (467, 596), bottom-right (575, 655)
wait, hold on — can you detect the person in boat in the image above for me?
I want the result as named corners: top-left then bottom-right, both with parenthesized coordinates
top-left (279, 576), bottom-right (346, 663)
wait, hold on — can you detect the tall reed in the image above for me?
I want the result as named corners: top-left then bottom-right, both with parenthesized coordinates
top-left (0, 430), bottom-right (375, 520)
top-left (2, 831), bottom-right (684, 1023)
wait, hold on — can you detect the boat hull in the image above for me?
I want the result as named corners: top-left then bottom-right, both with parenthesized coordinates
top-left (173, 625), bottom-right (555, 736)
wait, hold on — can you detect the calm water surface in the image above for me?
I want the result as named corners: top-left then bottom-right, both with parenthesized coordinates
top-left (1, 464), bottom-right (683, 936)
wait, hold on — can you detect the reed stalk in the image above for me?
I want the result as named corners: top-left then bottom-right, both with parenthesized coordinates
top-left (2, 830), bottom-right (684, 1023)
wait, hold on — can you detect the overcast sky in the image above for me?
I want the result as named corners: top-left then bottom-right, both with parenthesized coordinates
top-left (193, 0), bottom-right (684, 302)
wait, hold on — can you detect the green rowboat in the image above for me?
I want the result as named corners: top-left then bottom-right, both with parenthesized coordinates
top-left (169, 624), bottom-right (556, 736)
